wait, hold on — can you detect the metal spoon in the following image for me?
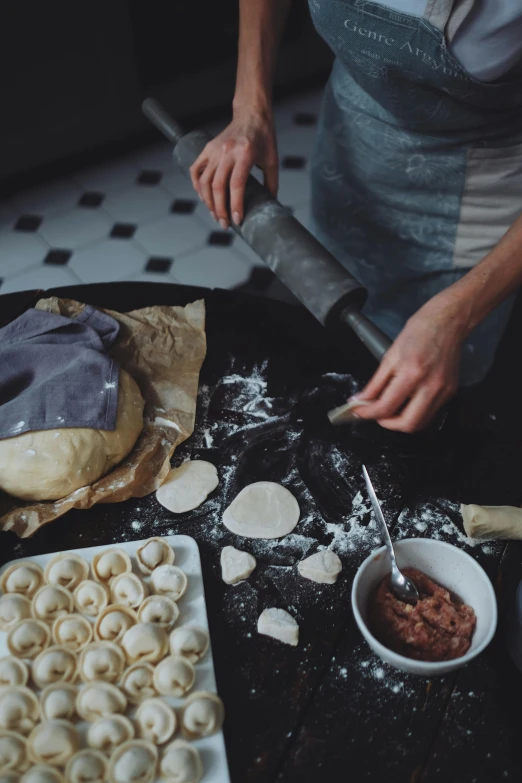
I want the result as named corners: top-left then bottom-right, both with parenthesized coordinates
top-left (362, 465), bottom-right (419, 605)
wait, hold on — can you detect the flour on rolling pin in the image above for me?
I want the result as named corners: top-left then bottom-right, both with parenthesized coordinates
top-left (328, 399), bottom-right (371, 425)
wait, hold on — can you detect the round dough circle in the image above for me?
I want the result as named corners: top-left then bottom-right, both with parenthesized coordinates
top-left (222, 482), bottom-right (299, 539)
top-left (156, 461), bottom-right (218, 514)
top-left (0, 369), bottom-right (144, 502)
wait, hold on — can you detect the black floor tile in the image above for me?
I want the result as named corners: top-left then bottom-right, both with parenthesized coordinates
top-left (15, 215), bottom-right (42, 232)
top-left (78, 192), bottom-right (105, 207)
top-left (110, 223), bottom-right (136, 239)
top-left (44, 249), bottom-right (71, 266)
top-left (137, 170), bottom-right (163, 186)
top-left (281, 156), bottom-right (307, 170)
top-left (293, 112), bottom-right (318, 126)
top-left (170, 200), bottom-right (197, 215)
top-left (208, 231), bottom-right (234, 247)
top-left (145, 257), bottom-right (173, 273)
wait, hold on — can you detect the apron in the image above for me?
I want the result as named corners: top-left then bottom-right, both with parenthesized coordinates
top-left (308, 0), bottom-right (522, 385)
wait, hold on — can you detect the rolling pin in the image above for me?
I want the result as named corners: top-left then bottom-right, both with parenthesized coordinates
top-left (142, 99), bottom-right (392, 363)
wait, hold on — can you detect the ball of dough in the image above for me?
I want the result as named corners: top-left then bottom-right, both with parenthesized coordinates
top-left (0, 369), bottom-right (144, 502)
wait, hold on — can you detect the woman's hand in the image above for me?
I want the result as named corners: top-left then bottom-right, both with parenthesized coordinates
top-left (189, 108), bottom-right (278, 229)
top-left (352, 293), bottom-right (471, 432)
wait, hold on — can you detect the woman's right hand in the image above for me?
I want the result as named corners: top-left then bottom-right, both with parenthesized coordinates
top-left (189, 108), bottom-right (278, 230)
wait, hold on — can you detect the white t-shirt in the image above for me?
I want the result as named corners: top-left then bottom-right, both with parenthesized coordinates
top-left (380, 0), bottom-right (522, 81)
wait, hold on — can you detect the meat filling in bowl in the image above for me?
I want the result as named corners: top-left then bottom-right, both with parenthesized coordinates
top-left (369, 567), bottom-right (476, 662)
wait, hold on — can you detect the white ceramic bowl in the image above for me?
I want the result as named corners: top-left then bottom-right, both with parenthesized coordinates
top-left (352, 538), bottom-right (497, 676)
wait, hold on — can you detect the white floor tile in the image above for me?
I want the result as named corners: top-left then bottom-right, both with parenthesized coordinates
top-left (161, 169), bottom-right (201, 200)
top-left (69, 239), bottom-right (148, 284)
top-left (135, 214), bottom-right (209, 258)
top-left (39, 209), bottom-right (112, 250)
top-left (277, 169), bottom-right (311, 209)
top-left (273, 89), bottom-right (324, 132)
top-left (103, 185), bottom-right (172, 224)
top-left (293, 203), bottom-right (313, 231)
top-left (0, 232), bottom-right (49, 277)
top-left (132, 142), bottom-right (175, 172)
top-left (0, 264), bottom-right (80, 294)
top-left (277, 126), bottom-right (317, 161)
top-left (9, 177), bottom-right (84, 219)
top-left (173, 246), bottom-right (252, 289)
top-left (74, 155), bottom-right (142, 194)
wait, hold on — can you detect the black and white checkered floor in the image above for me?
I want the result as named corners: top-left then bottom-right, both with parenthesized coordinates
top-left (0, 90), bottom-right (321, 296)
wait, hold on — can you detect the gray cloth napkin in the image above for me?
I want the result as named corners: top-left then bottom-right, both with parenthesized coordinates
top-left (0, 305), bottom-right (120, 439)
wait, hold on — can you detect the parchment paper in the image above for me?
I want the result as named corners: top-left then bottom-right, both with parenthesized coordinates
top-left (0, 296), bottom-right (206, 538)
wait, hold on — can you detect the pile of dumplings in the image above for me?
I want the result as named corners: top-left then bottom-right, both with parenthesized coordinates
top-left (0, 537), bottom-right (224, 783)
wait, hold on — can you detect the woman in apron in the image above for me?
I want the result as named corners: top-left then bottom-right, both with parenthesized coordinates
top-left (191, 1), bottom-right (522, 432)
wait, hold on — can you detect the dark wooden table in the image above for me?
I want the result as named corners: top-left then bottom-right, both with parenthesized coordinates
top-left (2, 282), bottom-right (522, 782)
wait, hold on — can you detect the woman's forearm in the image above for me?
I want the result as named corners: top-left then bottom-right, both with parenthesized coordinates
top-left (234, 0), bottom-right (292, 115)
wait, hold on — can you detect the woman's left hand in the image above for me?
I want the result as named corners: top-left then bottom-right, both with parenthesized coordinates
top-left (351, 292), bottom-right (470, 432)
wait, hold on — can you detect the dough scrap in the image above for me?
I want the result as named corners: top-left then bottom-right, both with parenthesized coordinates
top-left (258, 608), bottom-right (299, 646)
top-left (0, 657), bottom-right (29, 688)
top-left (7, 620), bottom-right (51, 659)
top-left (169, 626), bottom-right (209, 664)
top-left (27, 720), bottom-right (79, 767)
top-left (0, 687), bottom-right (40, 735)
top-left (327, 398), bottom-right (370, 426)
top-left (120, 663), bottom-right (157, 704)
top-left (136, 698), bottom-right (176, 745)
top-left (94, 605), bottom-right (137, 644)
top-left (87, 715), bottom-right (134, 757)
top-left (220, 546), bottom-right (256, 585)
top-left (297, 549), bottom-right (342, 584)
top-left (137, 595), bottom-right (179, 631)
top-left (153, 656), bottom-right (195, 698)
top-left (121, 624), bottom-right (169, 665)
top-left (79, 641), bottom-right (125, 684)
top-left (44, 553), bottom-right (89, 592)
top-left (136, 538), bottom-right (174, 575)
top-left (32, 585), bottom-right (73, 624)
top-left (31, 646), bottom-right (77, 690)
top-left (1, 563), bottom-right (44, 599)
top-left (52, 613), bottom-right (93, 652)
top-left (107, 739), bottom-right (158, 783)
top-left (92, 549), bottom-right (132, 586)
top-left (159, 739), bottom-right (203, 783)
top-left (109, 573), bottom-right (148, 610)
top-left (150, 565), bottom-right (187, 602)
top-left (20, 765), bottom-right (64, 783)
top-left (76, 682), bottom-right (127, 722)
top-left (0, 369), bottom-right (144, 502)
top-left (0, 730), bottom-right (28, 772)
top-left (223, 482), bottom-right (300, 539)
top-left (73, 581), bottom-right (109, 618)
top-left (40, 684), bottom-right (78, 722)
top-left (0, 595), bottom-right (32, 633)
top-left (65, 749), bottom-right (108, 783)
top-left (181, 691), bottom-right (224, 740)
top-left (156, 461), bottom-right (218, 513)
top-left (461, 503), bottom-right (522, 540)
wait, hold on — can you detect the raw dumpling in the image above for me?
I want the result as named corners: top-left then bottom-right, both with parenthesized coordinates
top-left (1, 563), bottom-right (43, 599)
top-left (136, 698), bottom-right (176, 745)
top-left (79, 642), bottom-right (125, 684)
top-left (120, 663), bottom-right (157, 704)
top-left (20, 766), bottom-right (65, 783)
top-left (223, 482), bottom-right (300, 539)
top-left (297, 550), bottom-right (342, 584)
top-left (94, 606), bottom-right (137, 644)
top-left (153, 656), bottom-right (195, 698)
top-left (31, 646), bottom-right (77, 689)
top-left (0, 657), bottom-right (29, 688)
top-left (32, 585), bottom-right (73, 624)
top-left (121, 624), bottom-right (169, 665)
top-left (40, 683), bottom-right (77, 722)
top-left (137, 596), bottom-right (179, 631)
top-left (107, 740), bottom-right (157, 783)
top-left (27, 720), bottom-right (79, 767)
top-left (150, 566), bottom-right (187, 602)
top-left (156, 461), bottom-right (218, 514)
top-left (169, 626), bottom-right (209, 664)
top-left (76, 682), bottom-right (127, 722)
top-left (159, 739), bottom-right (203, 783)
top-left (44, 553), bottom-right (89, 592)
top-left (0, 772), bottom-right (21, 783)
top-left (65, 749), bottom-right (108, 783)
top-left (0, 687), bottom-right (40, 735)
top-left (73, 581), bottom-right (109, 618)
top-left (7, 620), bottom-right (51, 659)
top-left (52, 614), bottom-right (93, 652)
top-left (87, 715), bottom-right (134, 757)
top-left (0, 595), bottom-right (32, 632)
top-left (0, 730), bottom-right (28, 773)
top-left (92, 550), bottom-right (132, 586)
top-left (257, 608), bottom-right (299, 646)
top-left (136, 538), bottom-right (174, 575)
top-left (220, 546), bottom-right (256, 585)
top-left (180, 691), bottom-right (224, 740)
top-left (109, 574), bottom-right (148, 610)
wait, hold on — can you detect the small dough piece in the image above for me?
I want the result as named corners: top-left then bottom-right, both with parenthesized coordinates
top-left (137, 595), bottom-right (179, 631)
top-left (180, 691), bottom-right (224, 740)
top-left (31, 647), bottom-right (77, 690)
top-left (461, 503), bottom-right (522, 540)
top-left (107, 740), bottom-right (157, 783)
top-left (73, 581), bottom-right (109, 618)
top-left (27, 720), bottom-right (79, 767)
top-left (156, 460), bottom-right (218, 514)
top-left (52, 614), bottom-right (93, 653)
top-left (79, 642), bottom-right (125, 684)
top-left (0, 730), bottom-right (28, 772)
top-left (120, 663), bottom-right (157, 704)
top-left (136, 698), bottom-right (176, 745)
top-left (92, 550), bottom-right (132, 586)
top-left (153, 656), bottom-right (195, 698)
top-left (1, 563), bottom-right (43, 599)
top-left (258, 608), bottom-right (299, 647)
top-left (32, 585), bottom-right (73, 624)
top-left (327, 398), bottom-right (371, 425)
top-left (223, 482), bottom-right (300, 539)
top-left (169, 626), bottom-right (209, 665)
top-left (136, 538), bottom-right (174, 575)
top-left (20, 766), bottom-right (64, 783)
top-left (87, 715), bottom-right (134, 757)
top-left (7, 620), bottom-right (51, 659)
top-left (150, 566), bottom-right (187, 602)
top-left (40, 683), bottom-right (77, 722)
top-left (0, 687), bottom-right (40, 735)
top-left (121, 624), bottom-right (169, 665)
top-left (160, 739), bottom-right (203, 783)
top-left (220, 546), bottom-right (256, 585)
top-left (109, 574), bottom-right (148, 610)
top-left (65, 749), bottom-right (108, 783)
top-left (297, 550), bottom-right (342, 584)
top-left (0, 595), bottom-right (32, 633)
top-left (94, 606), bottom-right (137, 644)
top-left (76, 682), bottom-right (127, 722)
top-left (0, 658), bottom-right (29, 688)
top-left (44, 554), bottom-right (89, 593)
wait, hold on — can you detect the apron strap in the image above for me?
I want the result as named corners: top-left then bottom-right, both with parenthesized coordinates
top-left (424, 0), bottom-right (474, 41)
